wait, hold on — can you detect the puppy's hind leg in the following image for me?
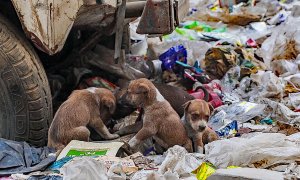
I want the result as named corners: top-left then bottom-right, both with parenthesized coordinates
top-left (66, 126), bottom-right (91, 142)
top-left (91, 119), bottom-right (119, 140)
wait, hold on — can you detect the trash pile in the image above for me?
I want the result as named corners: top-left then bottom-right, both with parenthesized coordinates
top-left (1, 0), bottom-right (300, 179)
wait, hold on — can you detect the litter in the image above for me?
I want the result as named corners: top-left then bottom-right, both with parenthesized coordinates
top-left (61, 157), bottom-right (109, 180)
top-left (208, 101), bottom-right (266, 131)
top-left (208, 167), bottom-right (284, 180)
top-left (0, 139), bottom-right (56, 176)
top-left (57, 140), bottom-right (124, 160)
top-left (192, 162), bottom-right (216, 180)
top-left (205, 133), bottom-right (300, 169)
top-left (260, 17), bottom-right (300, 69)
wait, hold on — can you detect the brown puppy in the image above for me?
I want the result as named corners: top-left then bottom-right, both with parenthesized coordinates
top-left (113, 82), bottom-right (195, 136)
top-left (125, 78), bottom-right (193, 152)
top-left (182, 99), bottom-right (219, 153)
top-left (48, 87), bottom-right (119, 151)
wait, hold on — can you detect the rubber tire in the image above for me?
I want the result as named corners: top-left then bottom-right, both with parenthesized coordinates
top-left (0, 14), bottom-right (52, 146)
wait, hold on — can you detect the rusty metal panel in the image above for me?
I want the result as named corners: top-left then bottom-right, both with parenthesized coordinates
top-left (11, 0), bottom-right (84, 55)
top-left (136, 0), bottom-right (173, 35)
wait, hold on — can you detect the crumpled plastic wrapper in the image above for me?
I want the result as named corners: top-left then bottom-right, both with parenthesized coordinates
top-left (131, 146), bottom-right (203, 180)
top-left (158, 145), bottom-right (204, 176)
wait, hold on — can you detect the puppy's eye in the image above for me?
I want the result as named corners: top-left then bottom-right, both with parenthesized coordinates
top-left (204, 115), bottom-right (209, 119)
top-left (191, 114), bottom-right (199, 120)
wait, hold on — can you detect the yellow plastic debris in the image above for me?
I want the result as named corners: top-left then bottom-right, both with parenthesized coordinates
top-left (192, 162), bottom-right (216, 180)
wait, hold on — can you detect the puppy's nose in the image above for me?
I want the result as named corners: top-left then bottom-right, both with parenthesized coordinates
top-left (198, 125), bottom-right (206, 131)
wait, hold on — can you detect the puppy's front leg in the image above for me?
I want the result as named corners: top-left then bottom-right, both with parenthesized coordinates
top-left (116, 121), bottom-right (143, 136)
top-left (128, 127), bottom-right (157, 149)
top-left (116, 109), bottom-right (144, 136)
top-left (91, 118), bottom-right (119, 140)
top-left (194, 133), bottom-right (204, 154)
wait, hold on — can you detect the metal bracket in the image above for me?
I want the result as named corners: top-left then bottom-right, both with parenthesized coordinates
top-left (114, 0), bottom-right (127, 64)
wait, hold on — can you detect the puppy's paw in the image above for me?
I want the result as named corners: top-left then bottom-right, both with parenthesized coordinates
top-left (128, 136), bottom-right (140, 148)
top-left (107, 133), bottom-right (120, 140)
top-left (115, 130), bottom-right (125, 136)
top-left (196, 146), bottom-right (204, 154)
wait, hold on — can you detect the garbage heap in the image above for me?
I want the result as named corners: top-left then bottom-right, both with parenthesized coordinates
top-left (1, 0), bottom-right (300, 179)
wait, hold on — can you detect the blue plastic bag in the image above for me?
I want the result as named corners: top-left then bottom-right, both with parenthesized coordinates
top-left (159, 45), bottom-right (187, 71)
top-left (216, 120), bottom-right (238, 138)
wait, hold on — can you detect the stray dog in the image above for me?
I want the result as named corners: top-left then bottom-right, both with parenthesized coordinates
top-left (113, 81), bottom-right (195, 136)
top-left (113, 82), bottom-right (195, 119)
top-left (182, 99), bottom-right (219, 153)
top-left (125, 78), bottom-right (193, 152)
top-left (48, 87), bottom-right (119, 151)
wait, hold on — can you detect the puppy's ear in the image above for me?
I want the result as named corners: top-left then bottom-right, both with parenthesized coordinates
top-left (208, 103), bottom-right (214, 115)
top-left (183, 101), bottom-right (192, 112)
top-left (137, 83), bottom-right (150, 94)
top-left (102, 97), bottom-right (116, 114)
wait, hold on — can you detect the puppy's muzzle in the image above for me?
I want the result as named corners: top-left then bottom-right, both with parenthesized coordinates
top-left (198, 125), bottom-right (206, 131)
top-left (198, 120), bottom-right (207, 132)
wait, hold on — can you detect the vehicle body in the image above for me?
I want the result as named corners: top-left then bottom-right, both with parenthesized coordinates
top-left (0, 0), bottom-right (189, 146)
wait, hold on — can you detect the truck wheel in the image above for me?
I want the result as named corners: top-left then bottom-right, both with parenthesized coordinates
top-left (0, 14), bottom-right (52, 146)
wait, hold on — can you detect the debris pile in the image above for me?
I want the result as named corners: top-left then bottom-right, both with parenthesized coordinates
top-left (1, 0), bottom-right (300, 179)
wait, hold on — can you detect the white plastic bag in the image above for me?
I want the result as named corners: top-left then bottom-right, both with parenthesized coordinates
top-left (271, 60), bottom-right (299, 77)
top-left (257, 98), bottom-right (300, 125)
top-left (205, 133), bottom-right (300, 169)
top-left (260, 17), bottom-right (300, 69)
top-left (158, 145), bottom-right (203, 175)
top-left (250, 71), bottom-right (285, 99)
top-left (61, 157), bottom-right (108, 180)
top-left (289, 92), bottom-right (300, 110)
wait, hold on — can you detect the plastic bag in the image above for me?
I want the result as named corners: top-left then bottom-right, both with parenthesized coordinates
top-left (271, 60), bottom-right (299, 77)
top-left (181, 21), bottom-right (226, 33)
top-left (159, 45), bottom-right (187, 71)
top-left (250, 71), bottom-right (285, 99)
top-left (208, 102), bottom-right (266, 131)
top-left (205, 133), bottom-right (300, 168)
top-left (215, 120), bottom-right (238, 138)
top-left (260, 17), bottom-right (300, 69)
top-left (158, 145), bottom-right (203, 175)
top-left (147, 39), bottom-right (212, 67)
top-left (221, 66), bottom-right (241, 93)
top-left (289, 93), bottom-right (300, 110)
top-left (284, 73), bottom-right (300, 92)
top-left (234, 77), bottom-right (259, 100)
top-left (267, 10), bottom-right (290, 25)
top-left (61, 157), bottom-right (108, 180)
top-left (256, 98), bottom-right (300, 125)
